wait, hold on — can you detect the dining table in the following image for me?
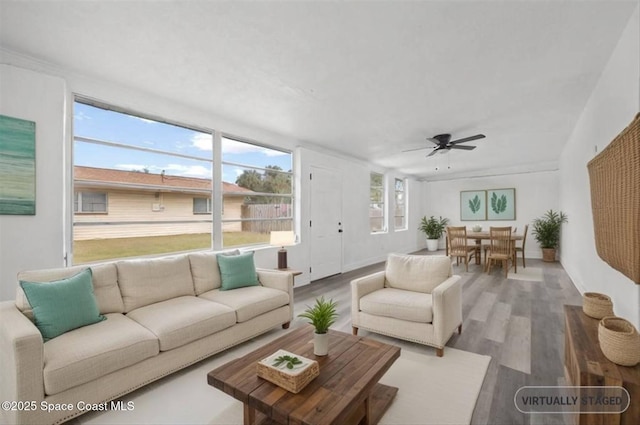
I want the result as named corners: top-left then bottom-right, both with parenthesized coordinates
top-left (445, 230), bottom-right (524, 268)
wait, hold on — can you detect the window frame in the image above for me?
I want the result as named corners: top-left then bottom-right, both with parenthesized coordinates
top-left (394, 177), bottom-right (407, 231)
top-left (74, 191), bottom-right (108, 214)
top-left (193, 197), bottom-right (212, 214)
top-left (72, 97), bottom-right (215, 264)
top-left (369, 171), bottom-right (386, 234)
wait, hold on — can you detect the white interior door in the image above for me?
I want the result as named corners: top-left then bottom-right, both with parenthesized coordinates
top-left (309, 166), bottom-right (343, 281)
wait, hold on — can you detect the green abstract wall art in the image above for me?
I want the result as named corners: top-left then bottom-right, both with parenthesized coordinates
top-left (460, 190), bottom-right (486, 221)
top-left (0, 114), bottom-right (36, 215)
top-left (487, 188), bottom-right (515, 220)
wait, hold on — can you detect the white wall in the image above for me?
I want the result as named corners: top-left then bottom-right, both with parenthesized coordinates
top-left (0, 65), bottom-right (68, 301)
top-left (422, 170), bottom-right (559, 258)
top-left (0, 53), bottom-right (423, 299)
top-left (559, 6), bottom-right (640, 328)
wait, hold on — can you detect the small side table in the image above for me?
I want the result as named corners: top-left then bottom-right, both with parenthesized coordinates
top-left (275, 268), bottom-right (302, 285)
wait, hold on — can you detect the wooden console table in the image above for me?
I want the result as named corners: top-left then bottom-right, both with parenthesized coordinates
top-left (564, 305), bottom-right (640, 424)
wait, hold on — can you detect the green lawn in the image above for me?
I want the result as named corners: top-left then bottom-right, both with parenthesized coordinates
top-left (73, 232), bottom-right (269, 264)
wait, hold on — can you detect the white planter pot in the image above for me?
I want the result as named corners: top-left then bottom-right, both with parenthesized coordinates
top-left (426, 239), bottom-right (439, 252)
top-left (314, 332), bottom-right (329, 356)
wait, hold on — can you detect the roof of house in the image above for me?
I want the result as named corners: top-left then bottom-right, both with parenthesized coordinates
top-left (74, 166), bottom-right (252, 195)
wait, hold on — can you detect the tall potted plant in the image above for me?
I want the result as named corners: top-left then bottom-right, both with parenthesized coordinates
top-left (532, 210), bottom-right (568, 262)
top-left (419, 216), bottom-right (449, 251)
top-left (298, 296), bottom-right (338, 356)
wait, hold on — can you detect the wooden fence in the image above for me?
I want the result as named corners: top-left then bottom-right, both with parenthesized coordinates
top-left (241, 204), bottom-right (293, 233)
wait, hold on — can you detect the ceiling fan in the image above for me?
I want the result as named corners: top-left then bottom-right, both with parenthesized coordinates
top-left (404, 133), bottom-right (486, 157)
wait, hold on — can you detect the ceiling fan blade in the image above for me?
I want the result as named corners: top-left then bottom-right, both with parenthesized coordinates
top-left (449, 134), bottom-right (486, 145)
top-left (402, 146), bottom-right (429, 153)
top-left (449, 144), bottom-right (476, 150)
top-left (426, 148), bottom-right (440, 157)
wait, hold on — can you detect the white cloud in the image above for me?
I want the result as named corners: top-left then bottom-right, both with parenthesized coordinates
top-left (191, 133), bottom-right (213, 151)
top-left (116, 164), bottom-right (156, 172)
top-left (222, 139), bottom-right (286, 157)
top-left (74, 111), bottom-right (92, 121)
top-left (164, 164), bottom-right (211, 177)
top-left (114, 163), bottom-right (211, 178)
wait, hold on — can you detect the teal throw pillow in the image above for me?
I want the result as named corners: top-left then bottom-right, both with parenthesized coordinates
top-left (20, 268), bottom-right (105, 341)
top-left (217, 251), bottom-right (260, 291)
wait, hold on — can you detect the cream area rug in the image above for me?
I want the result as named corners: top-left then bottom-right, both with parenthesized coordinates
top-left (76, 329), bottom-right (491, 425)
top-left (507, 266), bottom-right (543, 282)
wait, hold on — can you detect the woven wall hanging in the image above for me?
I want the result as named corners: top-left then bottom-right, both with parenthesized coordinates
top-left (587, 113), bottom-right (640, 284)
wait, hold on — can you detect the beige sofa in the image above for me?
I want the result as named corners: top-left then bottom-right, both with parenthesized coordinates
top-left (351, 253), bottom-right (462, 356)
top-left (0, 251), bottom-right (294, 425)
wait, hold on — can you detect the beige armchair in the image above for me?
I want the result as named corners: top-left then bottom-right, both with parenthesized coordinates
top-left (351, 254), bottom-right (462, 357)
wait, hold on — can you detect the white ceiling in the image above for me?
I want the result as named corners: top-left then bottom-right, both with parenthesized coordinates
top-left (1, 1), bottom-right (637, 179)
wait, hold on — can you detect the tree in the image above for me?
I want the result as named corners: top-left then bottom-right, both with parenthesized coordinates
top-left (235, 165), bottom-right (292, 204)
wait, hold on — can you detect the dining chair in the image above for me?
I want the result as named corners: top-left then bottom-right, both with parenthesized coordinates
top-left (514, 224), bottom-right (528, 268)
top-left (447, 226), bottom-right (477, 272)
top-left (486, 226), bottom-right (515, 277)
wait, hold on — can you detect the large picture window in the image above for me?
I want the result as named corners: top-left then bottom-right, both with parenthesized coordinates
top-left (370, 172), bottom-right (385, 233)
top-left (221, 136), bottom-right (293, 248)
top-left (394, 178), bottom-right (407, 231)
top-left (72, 99), bottom-right (213, 264)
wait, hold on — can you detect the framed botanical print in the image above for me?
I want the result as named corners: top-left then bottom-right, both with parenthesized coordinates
top-left (460, 190), bottom-right (486, 221)
top-left (487, 188), bottom-right (515, 220)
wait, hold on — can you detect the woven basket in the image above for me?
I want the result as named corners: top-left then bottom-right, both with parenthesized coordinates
top-left (582, 292), bottom-right (614, 319)
top-left (587, 113), bottom-right (640, 284)
top-left (256, 350), bottom-right (319, 393)
top-left (598, 316), bottom-right (640, 366)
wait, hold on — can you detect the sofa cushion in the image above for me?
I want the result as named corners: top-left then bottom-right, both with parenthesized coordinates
top-left (360, 288), bottom-right (433, 323)
top-left (126, 296), bottom-right (236, 351)
top-left (217, 252), bottom-right (260, 291)
top-left (43, 313), bottom-right (159, 395)
top-left (384, 254), bottom-right (452, 294)
top-left (188, 249), bottom-right (240, 295)
top-left (20, 268), bottom-right (106, 341)
top-left (16, 263), bottom-right (124, 316)
top-left (117, 255), bottom-right (195, 312)
top-left (199, 286), bottom-right (289, 323)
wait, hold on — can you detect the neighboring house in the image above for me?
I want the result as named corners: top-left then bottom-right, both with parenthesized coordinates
top-left (73, 166), bottom-right (252, 240)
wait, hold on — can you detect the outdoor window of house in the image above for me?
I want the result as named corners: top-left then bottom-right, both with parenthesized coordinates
top-left (221, 136), bottom-right (293, 248)
top-left (193, 197), bottom-right (212, 214)
top-left (370, 172), bottom-right (385, 233)
top-left (72, 99), bottom-right (213, 264)
top-left (394, 178), bottom-right (407, 231)
top-left (74, 191), bottom-right (108, 213)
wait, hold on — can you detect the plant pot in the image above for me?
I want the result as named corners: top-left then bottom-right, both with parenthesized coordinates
top-left (426, 239), bottom-right (439, 252)
top-left (542, 248), bottom-right (556, 262)
top-left (598, 316), bottom-right (640, 366)
top-left (314, 332), bottom-right (329, 356)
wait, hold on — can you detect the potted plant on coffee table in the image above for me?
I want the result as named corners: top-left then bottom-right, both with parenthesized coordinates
top-left (419, 215), bottom-right (450, 252)
top-left (532, 209), bottom-right (568, 262)
top-left (298, 296), bottom-right (338, 356)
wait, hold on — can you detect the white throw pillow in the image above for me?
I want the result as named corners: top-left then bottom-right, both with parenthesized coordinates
top-left (384, 254), bottom-right (452, 294)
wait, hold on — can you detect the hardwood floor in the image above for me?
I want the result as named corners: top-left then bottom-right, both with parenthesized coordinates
top-left (294, 250), bottom-right (582, 425)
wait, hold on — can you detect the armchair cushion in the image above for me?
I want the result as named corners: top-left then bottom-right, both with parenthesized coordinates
top-left (384, 254), bottom-right (452, 294)
top-left (360, 288), bottom-right (433, 323)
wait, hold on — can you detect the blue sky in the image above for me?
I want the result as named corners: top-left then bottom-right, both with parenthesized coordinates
top-left (74, 103), bottom-right (291, 183)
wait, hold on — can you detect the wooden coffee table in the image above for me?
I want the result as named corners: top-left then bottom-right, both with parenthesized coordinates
top-left (207, 325), bottom-right (401, 425)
